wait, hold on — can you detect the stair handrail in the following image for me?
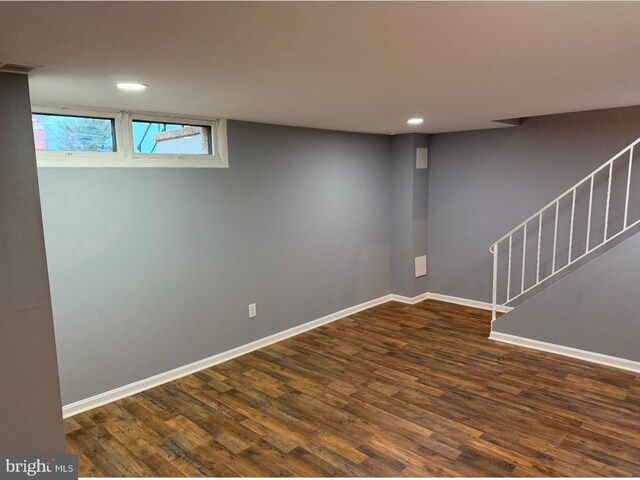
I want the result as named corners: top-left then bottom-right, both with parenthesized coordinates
top-left (490, 137), bottom-right (640, 322)
top-left (490, 137), bottom-right (640, 253)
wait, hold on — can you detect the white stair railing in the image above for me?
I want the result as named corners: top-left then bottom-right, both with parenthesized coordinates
top-left (490, 137), bottom-right (640, 322)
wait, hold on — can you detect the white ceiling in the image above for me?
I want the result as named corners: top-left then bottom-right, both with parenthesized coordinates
top-left (2, 2), bottom-right (640, 134)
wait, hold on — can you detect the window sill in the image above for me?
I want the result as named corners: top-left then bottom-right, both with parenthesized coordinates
top-left (36, 154), bottom-right (228, 169)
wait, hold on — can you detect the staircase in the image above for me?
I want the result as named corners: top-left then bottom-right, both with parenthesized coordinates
top-left (490, 137), bottom-right (640, 323)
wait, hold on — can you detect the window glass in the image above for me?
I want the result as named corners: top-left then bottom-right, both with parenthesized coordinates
top-left (132, 120), bottom-right (212, 155)
top-left (32, 113), bottom-right (116, 152)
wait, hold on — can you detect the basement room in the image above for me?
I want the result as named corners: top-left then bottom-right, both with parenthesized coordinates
top-left (1, 1), bottom-right (640, 478)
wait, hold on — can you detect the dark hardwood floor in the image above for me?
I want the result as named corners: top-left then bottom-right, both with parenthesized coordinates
top-left (65, 300), bottom-right (640, 476)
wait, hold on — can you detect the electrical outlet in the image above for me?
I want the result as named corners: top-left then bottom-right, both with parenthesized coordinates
top-left (248, 303), bottom-right (257, 318)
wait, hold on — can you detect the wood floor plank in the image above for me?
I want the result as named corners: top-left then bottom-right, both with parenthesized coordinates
top-left (65, 300), bottom-right (640, 476)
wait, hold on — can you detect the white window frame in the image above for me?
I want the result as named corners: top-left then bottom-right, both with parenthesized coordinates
top-left (33, 105), bottom-right (228, 168)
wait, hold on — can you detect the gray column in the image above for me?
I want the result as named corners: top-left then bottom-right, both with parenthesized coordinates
top-left (0, 73), bottom-right (65, 453)
top-left (390, 133), bottom-right (430, 297)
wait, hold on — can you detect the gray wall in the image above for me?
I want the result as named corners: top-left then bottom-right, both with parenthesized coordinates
top-left (390, 133), bottom-right (429, 297)
top-left (427, 106), bottom-right (640, 303)
top-left (40, 102), bottom-right (640, 406)
top-left (493, 230), bottom-right (640, 361)
top-left (38, 121), bottom-right (394, 405)
top-left (0, 73), bottom-right (65, 452)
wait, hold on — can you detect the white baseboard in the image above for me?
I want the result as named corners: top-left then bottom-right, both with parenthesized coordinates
top-left (389, 292), bottom-right (430, 305)
top-left (490, 331), bottom-right (640, 373)
top-left (62, 290), bottom-right (514, 418)
top-left (393, 291), bottom-right (513, 313)
top-left (62, 294), bottom-right (393, 418)
top-left (428, 292), bottom-right (513, 313)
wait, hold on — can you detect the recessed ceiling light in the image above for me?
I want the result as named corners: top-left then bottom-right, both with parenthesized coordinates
top-left (407, 118), bottom-right (424, 125)
top-left (116, 82), bottom-right (148, 92)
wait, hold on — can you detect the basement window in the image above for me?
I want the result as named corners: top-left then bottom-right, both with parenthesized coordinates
top-left (33, 106), bottom-right (228, 168)
top-left (32, 113), bottom-right (117, 153)
top-left (132, 120), bottom-right (212, 155)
